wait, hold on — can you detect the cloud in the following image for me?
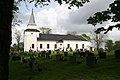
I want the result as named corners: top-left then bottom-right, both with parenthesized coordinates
top-left (14, 0), bottom-right (119, 44)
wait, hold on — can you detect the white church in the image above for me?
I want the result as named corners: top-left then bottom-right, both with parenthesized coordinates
top-left (24, 10), bottom-right (92, 52)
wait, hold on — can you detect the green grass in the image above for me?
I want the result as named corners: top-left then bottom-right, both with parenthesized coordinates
top-left (9, 52), bottom-right (120, 80)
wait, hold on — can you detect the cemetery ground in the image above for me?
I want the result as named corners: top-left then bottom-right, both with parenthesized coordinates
top-left (9, 51), bottom-right (120, 80)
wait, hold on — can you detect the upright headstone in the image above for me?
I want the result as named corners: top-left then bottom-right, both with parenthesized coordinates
top-left (115, 50), bottom-right (120, 59)
top-left (86, 52), bottom-right (97, 66)
top-left (56, 54), bottom-right (62, 61)
top-left (98, 52), bottom-right (106, 59)
top-left (41, 51), bottom-right (46, 57)
top-left (64, 52), bottom-right (68, 57)
top-left (69, 56), bottom-right (76, 63)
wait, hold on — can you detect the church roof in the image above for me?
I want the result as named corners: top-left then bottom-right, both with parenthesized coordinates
top-left (27, 9), bottom-right (36, 26)
top-left (24, 29), bottom-right (40, 32)
top-left (37, 34), bottom-right (87, 41)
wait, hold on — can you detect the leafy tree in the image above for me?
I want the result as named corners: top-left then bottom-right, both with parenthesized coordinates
top-left (10, 44), bottom-right (18, 53)
top-left (12, 1), bottom-right (22, 26)
top-left (81, 33), bottom-right (91, 40)
top-left (39, 27), bottom-right (52, 34)
top-left (19, 42), bottom-right (24, 52)
top-left (105, 40), bottom-right (113, 51)
top-left (87, 0), bottom-right (120, 34)
top-left (10, 42), bottom-right (24, 54)
top-left (113, 41), bottom-right (120, 50)
top-left (0, 0), bottom-right (90, 79)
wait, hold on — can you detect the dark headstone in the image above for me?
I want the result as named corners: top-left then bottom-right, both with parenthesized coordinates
top-left (64, 52), bottom-right (68, 57)
top-left (31, 60), bottom-right (42, 72)
top-left (69, 56), bottom-right (76, 63)
top-left (98, 52), bottom-right (106, 59)
top-left (56, 54), bottom-right (62, 61)
top-left (115, 50), bottom-right (120, 59)
top-left (41, 51), bottom-right (46, 57)
top-left (46, 53), bottom-right (50, 59)
top-left (86, 56), bottom-right (97, 66)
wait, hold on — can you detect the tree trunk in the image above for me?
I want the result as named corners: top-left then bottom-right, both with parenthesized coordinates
top-left (0, 0), bottom-right (13, 80)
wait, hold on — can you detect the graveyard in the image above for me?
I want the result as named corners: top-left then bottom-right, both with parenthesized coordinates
top-left (9, 50), bottom-right (120, 80)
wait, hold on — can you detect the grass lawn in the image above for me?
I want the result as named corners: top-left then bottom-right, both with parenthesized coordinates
top-left (9, 52), bottom-right (120, 80)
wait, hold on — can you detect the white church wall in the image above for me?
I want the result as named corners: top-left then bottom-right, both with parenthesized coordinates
top-left (63, 40), bottom-right (91, 51)
top-left (24, 31), bottom-right (38, 52)
top-left (37, 41), bottom-right (56, 51)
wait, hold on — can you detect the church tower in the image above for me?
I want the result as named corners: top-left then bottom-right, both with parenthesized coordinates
top-left (24, 9), bottom-right (40, 52)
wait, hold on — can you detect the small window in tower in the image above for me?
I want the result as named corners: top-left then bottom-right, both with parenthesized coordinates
top-left (32, 44), bottom-right (34, 49)
top-left (47, 44), bottom-right (50, 49)
top-left (31, 33), bottom-right (33, 35)
top-left (82, 44), bottom-right (84, 49)
top-left (40, 44), bottom-right (42, 49)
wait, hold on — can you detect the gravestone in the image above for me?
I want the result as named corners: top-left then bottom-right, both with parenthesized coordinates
top-left (69, 56), bottom-right (76, 63)
top-left (31, 60), bottom-right (42, 72)
top-left (73, 52), bottom-right (77, 57)
top-left (98, 52), bottom-right (106, 59)
top-left (86, 52), bottom-right (97, 66)
top-left (29, 55), bottom-right (35, 69)
top-left (64, 52), bottom-right (68, 57)
top-left (41, 51), bottom-right (46, 57)
top-left (46, 52), bottom-right (50, 59)
top-left (56, 54), bottom-right (62, 61)
top-left (86, 56), bottom-right (97, 66)
top-left (115, 50), bottom-right (120, 59)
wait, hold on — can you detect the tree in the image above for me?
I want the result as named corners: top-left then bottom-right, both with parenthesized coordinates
top-left (87, 0), bottom-right (120, 34)
top-left (90, 30), bottom-right (107, 51)
top-left (39, 27), bottom-right (52, 34)
top-left (81, 33), bottom-right (91, 40)
top-left (14, 29), bottom-right (21, 53)
top-left (0, 0), bottom-right (90, 79)
top-left (113, 41), bottom-right (120, 50)
top-left (105, 40), bottom-right (113, 51)
top-left (10, 44), bottom-right (18, 53)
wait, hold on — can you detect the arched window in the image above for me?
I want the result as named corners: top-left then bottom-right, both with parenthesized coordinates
top-left (32, 44), bottom-right (34, 49)
top-left (40, 44), bottom-right (42, 49)
top-left (55, 44), bottom-right (57, 48)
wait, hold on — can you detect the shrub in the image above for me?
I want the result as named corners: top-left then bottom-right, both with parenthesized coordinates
top-left (115, 50), bottom-right (120, 59)
top-left (12, 55), bottom-right (21, 61)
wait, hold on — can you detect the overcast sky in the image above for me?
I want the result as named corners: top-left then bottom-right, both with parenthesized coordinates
top-left (12, 0), bottom-right (120, 44)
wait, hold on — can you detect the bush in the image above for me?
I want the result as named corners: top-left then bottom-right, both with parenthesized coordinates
top-left (12, 55), bottom-right (21, 61)
top-left (115, 50), bottom-right (120, 59)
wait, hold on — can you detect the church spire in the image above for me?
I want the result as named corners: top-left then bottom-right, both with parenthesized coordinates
top-left (27, 9), bottom-right (36, 26)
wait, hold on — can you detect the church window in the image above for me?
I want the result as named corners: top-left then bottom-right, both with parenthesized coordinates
top-left (82, 44), bottom-right (84, 49)
top-left (76, 44), bottom-right (78, 48)
top-left (31, 33), bottom-right (33, 35)
top-left (32, 44), bottom-right (34, 49)
top-left (47, 44), bottom-right (49, 49)
top-left (55, 44), bottom-right (57, 48)
top-left (67, 44), bottom-right (70, 48)
top-left (40, 44), bottom-right (42, 49)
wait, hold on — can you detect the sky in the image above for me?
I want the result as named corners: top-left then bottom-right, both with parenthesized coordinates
top-left (12, 0), bottom-right (120, 44)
